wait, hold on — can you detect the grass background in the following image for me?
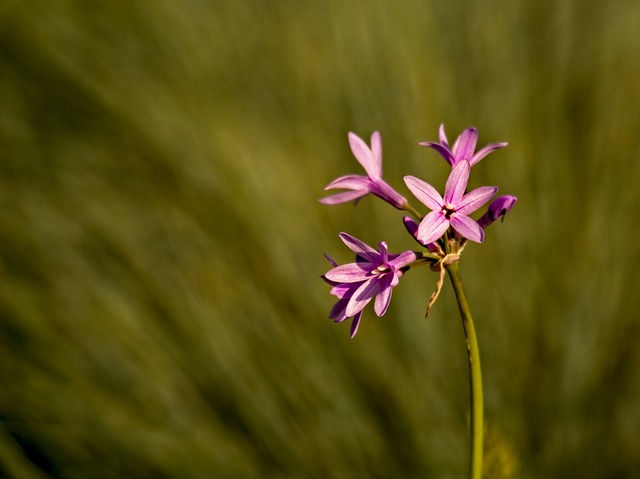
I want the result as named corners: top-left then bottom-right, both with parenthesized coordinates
top-left (1, 0), bottom-right (639, 477)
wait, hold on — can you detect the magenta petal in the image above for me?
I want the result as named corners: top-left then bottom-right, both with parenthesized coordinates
top-left (444, 160), bottom-right (470, 204)
top-left (370, 131), bottom-right (382, 172)
top-left (469, 142), bottom-right (508, 166)
top-left (349, 312), bottom-right (363, 338)
top-left (450, 214), bottom-right (484, 243)
top-left (374, 282), bottom-right (393, 316)
top-left (417, 211), bottom-right (450, 245)
top-left (324, 174), bottom-right (370, 190)
top-left (456, 186), bottom-right (498, 215)
top-left (452, 128), bottom-right (478, 164)
top-left (418, 142), bottom-right (455, 165)
top-left (325, 263), bottom-right (371, 283)
top-left (348, 132), bottom-right (380, 180)
top-left (338, 232), bottom-right (379, 260)
top-left (346, 279), bottom-right (380, 317)
top-left (404, 176), bottom-right (443, 210)
top-left (318, 190), bottom-right (367, 205)
top-left (389, 250), bottom-right (417, 269)
top-left (438, 123), bottom-right (449, 148)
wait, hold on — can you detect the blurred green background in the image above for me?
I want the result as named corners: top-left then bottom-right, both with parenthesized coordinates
top-left (1, 0), bottom-right (639, 477)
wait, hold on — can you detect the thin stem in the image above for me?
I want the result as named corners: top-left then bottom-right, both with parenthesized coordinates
top-left (403, 202), bottom-right (423, 221)
top-left (445, 261), bottom-right (484, 479)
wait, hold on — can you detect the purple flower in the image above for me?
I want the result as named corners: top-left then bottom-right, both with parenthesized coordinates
top-left (319, 131), bottom-right (408, 209)
top-left (419, 124), bottom-right (508, 167)
top-left (323, 233), bottom-right (416, 337)
top-left (477, 195), bottom-right (518, 229)
top-left (404, 160), bottom-right (498, 244)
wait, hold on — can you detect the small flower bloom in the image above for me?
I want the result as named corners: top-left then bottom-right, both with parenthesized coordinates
top-left (319, 131), bottom-right (408, 209)
top-left (477, 195), bottom-right (518, 229)
top-left (419, 124), bottom-right (508, 167)
top-left (323, 233), bottom-right (416, 337)
top-left (404, 160), bottom-right (498, 244)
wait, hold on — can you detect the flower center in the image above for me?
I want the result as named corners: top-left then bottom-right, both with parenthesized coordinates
top-left (442, 203), bottom-right (456, 219)
top-left (374, 264), bottom-right (390, 275)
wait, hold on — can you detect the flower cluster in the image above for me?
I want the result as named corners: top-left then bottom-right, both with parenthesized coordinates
top-left (320, 125), bottom-right (517, 337)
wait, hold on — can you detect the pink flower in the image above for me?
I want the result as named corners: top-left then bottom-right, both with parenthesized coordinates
top-left (319, 132), bottom-right (407, 209)
top-left (419, 124), bottom-right (507, 167)
top-left (404, 160), bottom-right (497, 244)
top-left (323, 233), bottom-right (416, 337)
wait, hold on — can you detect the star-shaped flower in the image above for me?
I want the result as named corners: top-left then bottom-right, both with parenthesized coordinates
top-left (419, 124), bottom-right (508, 167)
top-left (319, 132), bottom-right (408, 209)
top-left (323, 233), bottom-right (416, 337)
top-left (404, 160), bottom-right (498, 244)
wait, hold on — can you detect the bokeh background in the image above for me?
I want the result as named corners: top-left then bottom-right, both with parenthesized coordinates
top-left (1, 1), bottom-right (639, 477)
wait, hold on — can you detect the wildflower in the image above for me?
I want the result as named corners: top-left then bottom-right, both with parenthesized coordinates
top-left (323, 233), bottom-right (416, 337)
top-left (419, 124), bottom-right (507, 167)
top-left (319, 131), bottom-right (408, 209)
top-left (477, 195), bottom-right (518, 229)
top-left (404, 160), bottom-right (497, 244)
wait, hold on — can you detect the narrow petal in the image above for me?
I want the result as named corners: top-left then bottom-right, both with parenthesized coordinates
top-left (452, 128), bottom-right (478, 164)
top-left (388, 250), bottom-right (417, 269)
top-left (348, 132), bottom-right (380, 180)
top-left (456, 186), bottom-right (498, 215)
top-left (404, 176), bottom-right (443, 211)
top-left (438, 123), bottom-right (449, 148)
top-left (338, 232), bottom-right (379, 261)
top-left (318, 189), bottom-right (367, 205)
top-left (418, 141), bottom-right (454, 165)
top-left (370, 131), bottom-right (382, 173)
top-left (346, 279), bottom-right (380, 317)
top-left (368, 179), bottom-right (408, 209)
top-left (417, 211), bottom-right (450, 245)
top-left (323, 253), bottom-right (338, 267)
top-left (324, 263), bottom-right (371, 283)
top-left (374, 277), bottom-right (394, 316)
top-left (323, 174), bottom-right (370, 190)
top-left (377, 241), bottom-right (388, 265)
top-left (450, 214), bottom-right (485, 243)
top-left (469, 142), bottom-right (508, 166)
top-left (444, 160), bottom-right (470, 205)
top-left (349, 312), bottom-right (363, 338)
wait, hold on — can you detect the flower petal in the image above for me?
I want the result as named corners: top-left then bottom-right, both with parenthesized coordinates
top-left (368, 179), bottom-right (408, 209)
top-left (318, 189), bottom-right (368, 205)
top-left (348, 132), bottom-right (380, 180)
top-left (388, 250), bottom-right (417, 269)
top-left (444, 160), bottom-right (470, 205)
top-left (346, 279), bottom-right (379, 317)
top-left (324, 263), bottom-right (371, 283)
top-left (452, 128), bottom-right (478, 164)
top-left (418, 141), bottom-right (454, 165)
top-left (323, 174), bottom-right (370, 190)
top-left (349, 312), bottom-right (363, 338)
top-left (450, 214), bottom-right (485, 243)
top-left (469, 142), bottom-right (508, 166)
top-left (417, 211), bottom-right (450, 245)
top-left (404, 176), bottom-right (443, 210)
top-left (374, 277), bottom-right (394, 316)
top-left (370, 131), bottom-right (382, 173)
top-left (456, 186), bottom-right (498, 215)
top-left (438, 123), bottom-right (449, 148)
top-left (338, 232), bottom-right (379, 261)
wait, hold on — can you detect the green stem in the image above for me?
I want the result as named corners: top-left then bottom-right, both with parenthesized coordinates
top-left (445, 261), bottom-right (484, 479)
